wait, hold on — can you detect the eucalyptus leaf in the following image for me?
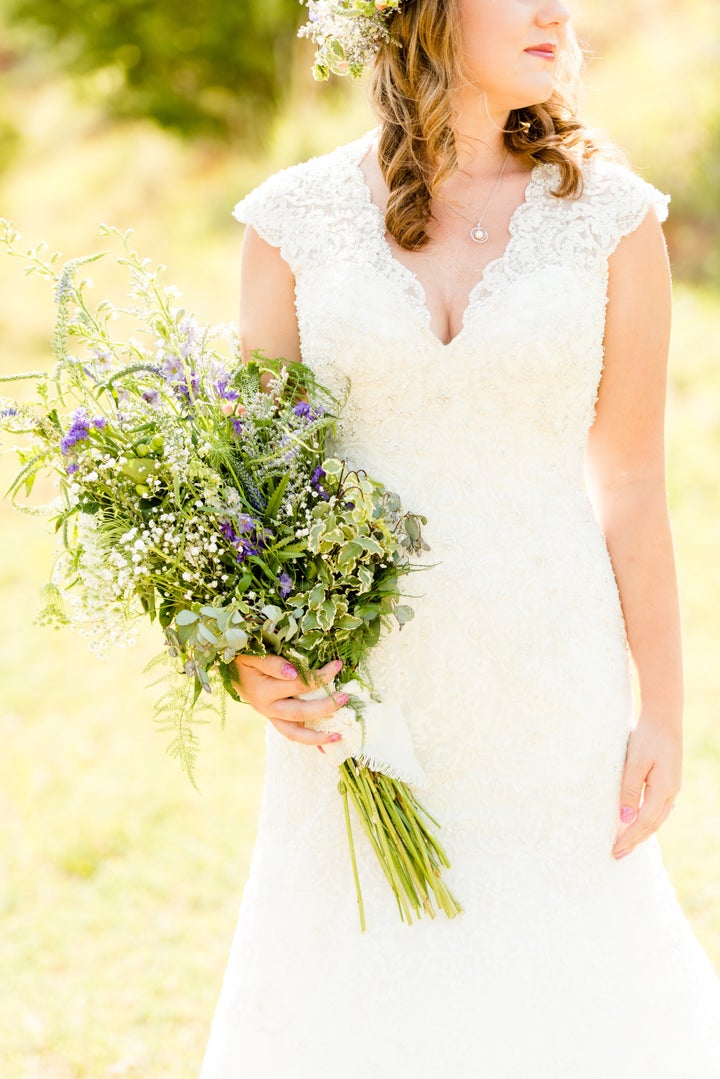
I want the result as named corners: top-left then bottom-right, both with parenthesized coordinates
top-left (199, 605), bottom-right (224, 619)
top-left (198, 623), bottom-right (219, 645)
top-left (177, 622), bottom-right (198, 647)
top-left (176, 609), bottom-right (199, 626)
top-left (394, 604), bottom-right (415, 626)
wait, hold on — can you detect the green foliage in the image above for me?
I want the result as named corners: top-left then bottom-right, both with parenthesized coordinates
top-left (6, 0), bottom-right (305, 141)
top-left (577, 0), bottom-right (720, 286)
top-left (0, 116), bottom-right (20, 175)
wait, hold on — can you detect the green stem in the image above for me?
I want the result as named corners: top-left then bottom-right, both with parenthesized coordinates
top-left (338, 777), bottom-right (365, 933)
top-left (343, 762), bottom-right (411, 924)
top-left (382, 776), bottom-right (463, 919)
top-left (339, 763), bottom-right (395, 884)
top-left (369, 773), bottom-right (435, 918)
top-left (354, 766), bottom-right (422, 922)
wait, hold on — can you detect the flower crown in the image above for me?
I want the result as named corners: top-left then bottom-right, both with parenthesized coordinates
top-left (298, 0), bottom-right (405, 81)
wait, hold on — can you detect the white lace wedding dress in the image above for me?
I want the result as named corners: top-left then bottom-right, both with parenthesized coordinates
top-left (199, 129), bottom-right (720, 1077)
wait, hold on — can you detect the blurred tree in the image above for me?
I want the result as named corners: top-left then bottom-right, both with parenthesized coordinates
top-left (0, 46), bottom-right (20, 172)
top-left (5, 0), bottom-right (305, 141)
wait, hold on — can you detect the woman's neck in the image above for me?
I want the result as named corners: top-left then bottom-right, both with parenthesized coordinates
top-left (451, 91), bottom-right (511, 177)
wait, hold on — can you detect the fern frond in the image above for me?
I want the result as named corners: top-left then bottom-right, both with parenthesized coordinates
top-left (152, 670), bottom-right (215, 791)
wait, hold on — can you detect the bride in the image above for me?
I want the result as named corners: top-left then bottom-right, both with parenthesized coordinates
top-left (199, 1), bottom-right (720, 1074)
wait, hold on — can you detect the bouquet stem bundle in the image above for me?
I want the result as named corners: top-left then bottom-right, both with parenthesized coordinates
top-left (0, 221), bottom-right (462, 930)
top-left (339, 763), bottom-right (461, 930)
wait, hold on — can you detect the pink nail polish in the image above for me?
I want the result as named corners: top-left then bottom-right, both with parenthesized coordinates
top-left (327, 733), bottom-right (343, 743)
top-left (332, 658), bottom-right (343, 674)
top-left (317, 745), bottom-right (326, 754)
top-left (281, 663), bottom-right (298, 679)
top-left (620, 806), bottom-right (636, 824)
top-left (615, 850), bottom-right (629, 860)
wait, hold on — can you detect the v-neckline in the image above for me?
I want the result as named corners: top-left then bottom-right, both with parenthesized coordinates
top-left (348, 129), bottom-right (545, 351)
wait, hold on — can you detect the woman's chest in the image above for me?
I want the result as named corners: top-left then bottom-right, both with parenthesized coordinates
top-left (295, 250), bottom-right (607, 377)
top-left (382, 226), bottom-right (514, 348)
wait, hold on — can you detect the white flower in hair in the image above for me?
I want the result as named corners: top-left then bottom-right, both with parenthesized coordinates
top-left (298, 0), bottom-right (404, 81)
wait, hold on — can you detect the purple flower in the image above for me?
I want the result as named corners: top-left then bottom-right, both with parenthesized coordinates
top-left (231, 417), bottom-right (244, 435)
top-left (142, 389), bottom-right (160, 406)
top-left (66, 461), bottom-right (79, 475)
top-left (310, 465), bottom-right (330, 501)
top-left (236, 514), bottom-right (258, 535)
top-left (60, 408), bottom-right (91, 455)
top-left (277, 572), bottom-right (292, 599)
top-left (214, 376), bottom-right (239, 401)
top-left (219, 519), bottom-right (239, 545)
top-left (92, 347), bottom-right (113, 372)
top-left (161, 354), bottom-right (200, 399)
top-left (0, 407), bottom-right (18, 419)
top-left (219, 515), bottom-right (271, 564)
top-left (60, 408), bottom-right (108, 456)
top-left (162, 354), bottom-right (184, 381)
top-left (292, 400), bottom-right (323, 423)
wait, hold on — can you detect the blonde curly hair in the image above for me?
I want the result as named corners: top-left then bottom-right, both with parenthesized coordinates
top-left (368, 0), bottom-right (598, 251)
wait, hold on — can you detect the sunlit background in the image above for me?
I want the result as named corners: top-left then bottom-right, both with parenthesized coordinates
top-left (0, 1), bottom-right (719, 1075)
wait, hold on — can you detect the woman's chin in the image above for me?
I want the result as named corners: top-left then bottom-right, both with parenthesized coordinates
top-left (487, 79), bottom-right (557, 114)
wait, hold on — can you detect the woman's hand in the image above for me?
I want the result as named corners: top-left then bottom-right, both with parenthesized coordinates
top-left (232, 654), bottom-right (348, 747)
top-left (613, 714), bottom-right (683, 860)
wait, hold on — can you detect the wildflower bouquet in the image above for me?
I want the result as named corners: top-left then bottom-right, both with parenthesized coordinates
top-left (0, 221), bottom-right (462, 930)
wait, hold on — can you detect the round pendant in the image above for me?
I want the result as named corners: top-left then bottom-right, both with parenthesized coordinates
top-left (470, 225), bottom-right (489, 244)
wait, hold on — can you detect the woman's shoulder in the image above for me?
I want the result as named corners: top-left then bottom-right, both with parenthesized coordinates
top-left (577, 153), bottom-right (670, 227)
top-left (233, 128), bottom-right (375, 229)
top-left (532, 152), bottom-right (670, 260)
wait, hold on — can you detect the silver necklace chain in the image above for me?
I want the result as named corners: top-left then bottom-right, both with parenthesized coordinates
top-left (440, 152), bottom-right (511, 245)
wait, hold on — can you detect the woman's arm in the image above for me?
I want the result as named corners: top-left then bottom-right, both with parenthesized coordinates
top-left (238, 225), bottom-right (301, 364)
top-left (232, 226), bottom-right (346, 746)
top-left (585, 206), bottom-right (683, 859)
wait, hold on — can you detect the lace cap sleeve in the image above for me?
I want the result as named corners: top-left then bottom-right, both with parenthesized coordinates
top-left (233, 161), bottom-right (310, 277)
top-left (584, 159), bottom-right (670, 257)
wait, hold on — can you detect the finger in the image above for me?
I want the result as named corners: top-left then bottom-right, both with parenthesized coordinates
top-left (617, 752), bottom-right (646, 832)
top-left (614, 791), bottom-right (670, 857)
top-left (286, 658), bottom-right (344, 694)
top-left (268, 716), bottom-right (343, 746)
top-left (270, 690), bottom-right (349, 727)
top-left (236, 654), bottom-right (300, 681)
top-left (649, 799), bottom-right (675, 837)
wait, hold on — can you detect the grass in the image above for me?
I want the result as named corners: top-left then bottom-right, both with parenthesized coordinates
top-left (0, 40), bottom-right (719, 1079)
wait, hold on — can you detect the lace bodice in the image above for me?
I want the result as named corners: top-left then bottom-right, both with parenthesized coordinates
top-left (234, 130), bottom-right (669, 506)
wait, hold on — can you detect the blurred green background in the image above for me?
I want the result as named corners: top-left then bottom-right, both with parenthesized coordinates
top-left (0, 1), bottom-right (718, 1076)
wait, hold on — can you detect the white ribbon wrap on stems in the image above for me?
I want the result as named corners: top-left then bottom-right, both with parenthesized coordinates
top-left (300, 679), bottom-right (428, 789)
